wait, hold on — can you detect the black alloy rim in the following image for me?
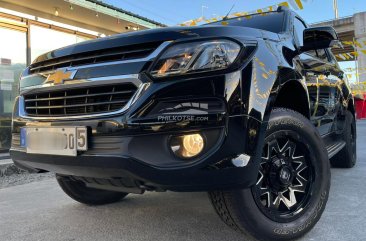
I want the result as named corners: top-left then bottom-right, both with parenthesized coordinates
top-left (252, 131), bottom-right (315, 222)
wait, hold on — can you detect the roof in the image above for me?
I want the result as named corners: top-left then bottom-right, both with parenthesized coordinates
top-left (86, 0), bottom-right (166, 27)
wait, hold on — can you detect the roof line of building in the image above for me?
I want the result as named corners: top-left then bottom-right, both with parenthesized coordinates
top-left (310, 15), bottom-right (354, 26)
top-left (85, 0), bottom-right (166, 27)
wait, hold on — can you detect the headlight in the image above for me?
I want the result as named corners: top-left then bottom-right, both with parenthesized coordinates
top-left (150, 39), bottom-right (241, 78)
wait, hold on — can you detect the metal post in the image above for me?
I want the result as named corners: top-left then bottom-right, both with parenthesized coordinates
top-left (333, 0), bottom-right (339, 19)
top-left (354, 36), bottom-right (359, 85)
top-left (26, 19), bottom-right (31, 66)
top-left (201, 5), bottom-right (208, 19)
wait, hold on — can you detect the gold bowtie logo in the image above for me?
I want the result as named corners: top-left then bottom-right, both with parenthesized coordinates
top-left (45, 69), bottom-right (76, 85)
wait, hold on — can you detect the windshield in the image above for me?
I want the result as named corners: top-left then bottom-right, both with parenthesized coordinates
top-left (208, 12), bottom-right (285, 33)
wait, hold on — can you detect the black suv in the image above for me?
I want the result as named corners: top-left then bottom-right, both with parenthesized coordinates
top-left (10, 7), bottom-right (356, 241)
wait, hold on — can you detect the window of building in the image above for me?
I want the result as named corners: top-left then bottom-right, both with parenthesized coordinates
top-left (30, 25), bottom-right (92, 62)
top-left (0, 27), bottom-right (26, 150)
top-left (0, 12), bottom-right (95, 151)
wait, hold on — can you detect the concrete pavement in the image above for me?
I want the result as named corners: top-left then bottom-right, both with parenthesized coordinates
top-left (1, 121), bottom-right (366, 241)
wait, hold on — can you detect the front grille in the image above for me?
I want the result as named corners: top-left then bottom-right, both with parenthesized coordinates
top-left (29, 42), bottom-right (161, 74)
top-left (24, 83), bottom-right (137, 117)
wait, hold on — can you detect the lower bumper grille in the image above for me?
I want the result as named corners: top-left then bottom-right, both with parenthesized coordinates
top-left (23, 83), bottom-right (137, 117)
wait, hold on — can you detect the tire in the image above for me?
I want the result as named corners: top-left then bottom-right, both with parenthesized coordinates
top-left (209, 108), bottom-right (330, 241)
top-left (330, 110), bottom-right (357, 168)
top-left (56, 174), bottom-right (128, 205)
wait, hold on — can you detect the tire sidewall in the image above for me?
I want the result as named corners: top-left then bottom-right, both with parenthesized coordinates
top-left (56, 175), bottom-right (128, 205)
top-left (345, 111), bottom-right (357, 166)
top-left (226, 109), bottom-right (330, 240)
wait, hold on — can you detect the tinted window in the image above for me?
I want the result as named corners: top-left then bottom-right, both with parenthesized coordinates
top-left (306, 50), bottom-right (317, 58)
top-left (208, 12), bottom-right (285, 33)
top-left (294, 18), bottom-right (306, 46)
top-left (327, 49), bottom-right (337, 63)
top-left (317, 49), bottom-right (329, 61)
top-left (305, 49), bottom-right (330, 62)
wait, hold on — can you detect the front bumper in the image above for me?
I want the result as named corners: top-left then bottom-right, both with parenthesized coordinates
top-left (11, 144), bottom-right (258, 193)
top-left (11, 113), bottom-right (264, 192)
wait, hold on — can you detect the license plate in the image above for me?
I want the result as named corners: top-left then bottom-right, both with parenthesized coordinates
top-left (20, 127), bottom-right (88, 156)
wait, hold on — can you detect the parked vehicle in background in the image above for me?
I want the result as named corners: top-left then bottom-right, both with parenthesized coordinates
top-left (10, 6), bottom-right (356, 241)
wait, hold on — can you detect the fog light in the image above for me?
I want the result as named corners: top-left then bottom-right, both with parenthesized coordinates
top-left (170, 133), bottom-right (205, 158)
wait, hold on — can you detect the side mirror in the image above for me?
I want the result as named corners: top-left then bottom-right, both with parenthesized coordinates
top-left (300, 26), bottom-right (342, 52)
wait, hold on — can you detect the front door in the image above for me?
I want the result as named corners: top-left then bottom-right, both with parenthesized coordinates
top-left (299, 50), bottom-right (332, 135)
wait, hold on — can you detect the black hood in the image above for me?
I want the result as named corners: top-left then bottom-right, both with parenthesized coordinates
top-left (33, 25), bottom-right (279, 64)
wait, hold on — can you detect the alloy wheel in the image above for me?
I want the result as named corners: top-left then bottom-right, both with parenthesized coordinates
top-left (252, 132), bottom-right (314, 222)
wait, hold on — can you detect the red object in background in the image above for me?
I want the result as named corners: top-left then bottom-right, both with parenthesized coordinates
top-left (355, 94), bottom-right (366, 119)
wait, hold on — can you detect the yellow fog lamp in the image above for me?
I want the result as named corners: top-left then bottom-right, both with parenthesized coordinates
top-left (170, 133), bottom-right (205, 159)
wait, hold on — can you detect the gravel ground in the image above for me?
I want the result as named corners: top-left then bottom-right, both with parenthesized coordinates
top-left (0, 172), bottom-right (54, 189)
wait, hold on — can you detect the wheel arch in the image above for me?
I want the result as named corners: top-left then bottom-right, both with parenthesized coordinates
top-left (268, 79), bottom-right (311, 120)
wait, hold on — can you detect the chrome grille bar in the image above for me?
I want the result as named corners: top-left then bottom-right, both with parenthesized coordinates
top-left (23, 83), bottom-right (137, 117)
top-left (24, 90), bottom-right (135, 102)
top-left (25, 100), bottom-right (129, 109)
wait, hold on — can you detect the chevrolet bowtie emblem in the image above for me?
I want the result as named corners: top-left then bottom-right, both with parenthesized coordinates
top-left (45, 69), bottom-right (77, 85)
